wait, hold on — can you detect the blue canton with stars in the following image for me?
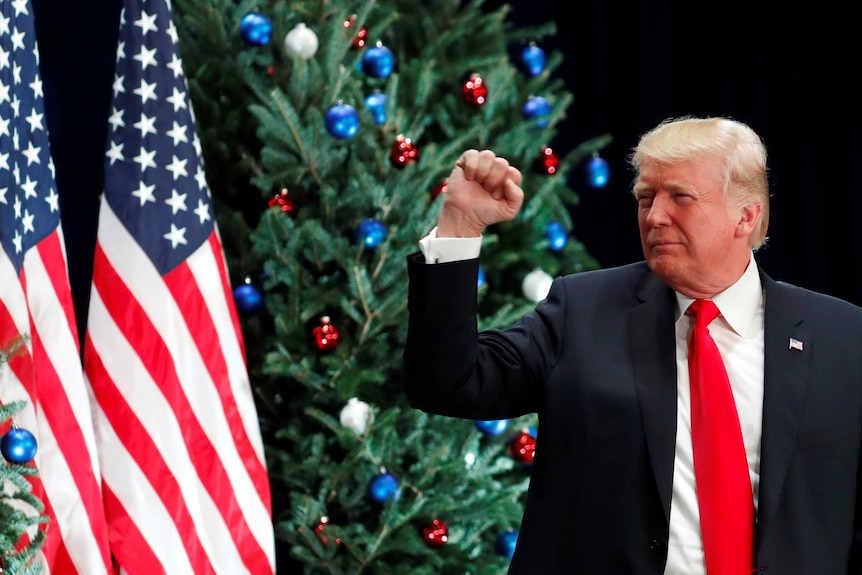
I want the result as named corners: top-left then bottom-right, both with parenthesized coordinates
top-left (105, 0), bottom-right (213, 276)
top-left (0, 0), bottom-right (60, 273)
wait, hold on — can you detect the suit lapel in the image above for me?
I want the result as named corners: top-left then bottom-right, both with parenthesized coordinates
top-left (756, 274), bottom-right (810, 550)
top-left (629, 273), bottom-right (679, 523)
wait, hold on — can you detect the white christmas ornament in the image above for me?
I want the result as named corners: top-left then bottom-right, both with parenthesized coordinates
top-left (340, 397), bottom-right (372, 435)
top-left (284, 23), bottom-right (319, 60)
top-left (522, 268), bottom-right (553, 303)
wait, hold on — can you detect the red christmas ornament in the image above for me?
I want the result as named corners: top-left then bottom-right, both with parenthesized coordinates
top-left (508, 430), bottom-right (536, 465)
top-left (420, 519), bottom-right (449, 548)
top-left (533, 146), bottom-right (560, 175)
top-left (344, 15), bottom-right (367, 49)
top-left (314, 516), bottom-right (342, 546)
top-left (312, 316), bottom-right (341, 352)
top-left (461, 73), bottom-right (488, 107)
top-left (430, 180), bottom-right (447, 201)
top-left (267, 66), bottom-right (275, 76)
top-left (268, 188), bottom-right (296, 214)
top-left (390, 135), bottom-right (419, 169)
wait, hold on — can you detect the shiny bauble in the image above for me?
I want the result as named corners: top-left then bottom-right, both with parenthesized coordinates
top-left (361, 42), bottom-right (395, 79)
top-left (522, 95), bottom-right (551, 128)
top-left (356, 218), bottom-right (387, 250)
top-left (233, 278), bottom-right (264, 315)
top-left (587, 156), bottom-right (610, 188)
top-left (365, 92), bottom-right (387, 125)
top-left (239, 13), bottom-right (272, 46)
top-left (545, 221), bottom-right (568, 252)
top-left (367, 471), bottom-right (400, 504)
top-left (522, 268), bottom-right (553, 303)
top-left (1, 426), bottom-right (37, 463)
top-left (325, 102), bottom-right (360, 139)
top-left (520, 43), bottom-right (546, 76)
top-left (461, 74), bottom-right (487, 107)
top-left (475, 419), bottom-right (507, 436)
top-left (494, 528), bottom-right (519, 559)
top-left (284, 23), bottom-right (318, 60)
top-left (420, 519), bottom-right (449, 548)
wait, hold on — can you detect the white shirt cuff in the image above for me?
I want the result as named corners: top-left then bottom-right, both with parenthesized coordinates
top-left (418, 226), bottom-right (482, 264)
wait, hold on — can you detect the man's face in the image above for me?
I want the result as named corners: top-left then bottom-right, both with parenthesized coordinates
top-left (633, 154), bottom-right (751, 298)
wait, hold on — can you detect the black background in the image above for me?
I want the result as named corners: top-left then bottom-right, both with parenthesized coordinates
top-left (31, 0), bottom-right (862, 342)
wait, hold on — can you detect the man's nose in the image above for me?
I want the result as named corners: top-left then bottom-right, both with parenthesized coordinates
top-left (645, 194), bottom-right (671, 225)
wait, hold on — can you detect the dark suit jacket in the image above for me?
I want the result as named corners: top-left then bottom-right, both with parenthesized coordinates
top-left (403, 253), bottom-right (862, 574)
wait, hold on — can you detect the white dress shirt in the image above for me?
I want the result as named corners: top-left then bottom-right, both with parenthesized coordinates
top-left (418, 230), bottom-right (766, 573)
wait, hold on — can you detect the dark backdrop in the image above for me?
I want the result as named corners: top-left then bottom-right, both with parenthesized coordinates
top-left (32, 1), bottom-right (862, 345)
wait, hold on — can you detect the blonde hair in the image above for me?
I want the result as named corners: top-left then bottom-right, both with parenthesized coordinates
top-left (630, 116), bottom-right (770, 250)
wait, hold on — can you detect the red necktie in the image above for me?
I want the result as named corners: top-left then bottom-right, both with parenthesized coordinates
top-left (687, 299), bottom-right (753, 575)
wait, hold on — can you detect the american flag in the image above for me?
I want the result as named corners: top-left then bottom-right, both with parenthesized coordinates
top-left (82, 0), bottom-right (275, 573)
top-left (0, 1), bottom-right (114, 573)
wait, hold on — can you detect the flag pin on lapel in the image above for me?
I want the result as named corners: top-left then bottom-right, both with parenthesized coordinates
top-left (789, 337), bottom-right (803, 351)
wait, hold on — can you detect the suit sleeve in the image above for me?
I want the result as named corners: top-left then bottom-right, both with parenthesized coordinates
top-left (402, 251), bottom-right (565, 420)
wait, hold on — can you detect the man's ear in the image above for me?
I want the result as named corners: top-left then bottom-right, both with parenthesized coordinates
top-left (736, 202), bottom-right (762, 237)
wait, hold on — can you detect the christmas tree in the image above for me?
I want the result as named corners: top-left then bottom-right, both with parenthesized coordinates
top-left (172, 0), bottom-right (610, 572)
top-left (0, 336), bottom-right (47, 575)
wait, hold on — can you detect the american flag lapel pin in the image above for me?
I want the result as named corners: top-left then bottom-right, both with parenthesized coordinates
top-left (789, 337), bottom-right (804, 351)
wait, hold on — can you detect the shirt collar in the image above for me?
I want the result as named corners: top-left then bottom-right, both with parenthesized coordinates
top-left (674, 252), bottom-right (763, 337)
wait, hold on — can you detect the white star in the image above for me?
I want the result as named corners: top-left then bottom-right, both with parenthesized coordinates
top-left (134, 79), bottom-right (158, 104)
top-left (132, 181), bottom-right (156, 206)
top-left (194, 164), bottom-right (207, 190)
top-left (165, 155), bottom-right (188, 180)
top-left (10, 93), bottom-right (20, 116)
top-left (108, 107), bottom-right (125, 131)
top-left (22, 142), bottom-right (41, 166)
top-left (163, 223), bottom-right (187, 248)
top-left (0, 13), bottom-right (10, 36)
top-left (112, 74), bottom-right (125, 97)
top-left (10, 29), bottom-right (26, 52)
top-left (106, 141), bottom-right (124, 165)
top-left (193, 198), bottom-right (211, 224)
top-left (134, 45), bottom-right (158, 70)
top-left (21, 209), bottom-right (34, 234)
top-left (0, 82), bottom-right (9, 104)
top-left (116, 40), bottom-right (125, 62)
top-left (167, 19), bottom-right (178, 44)
top-left (0, 152), bottom-right (8, 170)
top-left (134, 113), bottom-right (157, 138)
top-left (192, 133), bottom-right (202, 158)
top-left (44, 188), bottom-right (59, 212)
top-left (11, 0), bottom-right (28, 17)
top-left (12, 230), bottom-right (22, 254)
top-left (134, 147), bottom-right (157, 173)
top-left (13, 194), bottom-right (22, 218)
top-left (0, 187), bottom-right (6, 204)
top-left (29, 75), bottom-right (42, 99)
top-left (20, 176), bottom-right (38, 199)
top-left (134, 11), bottom-right (158, 35)
top-left (167, 53), bottom-right (184, 78)
top-left (164, 189), bottom-right (187, 214)
top-left (0, 46), bottom-right (9, 71)
top-left (166, 121), bottom-right (188, 146)
top-left (25, 108), bottom-right (43, 133)
top-left (166, 86), bottom-right (187, 113)
top-left (12, 62), bottom-right (21, 84)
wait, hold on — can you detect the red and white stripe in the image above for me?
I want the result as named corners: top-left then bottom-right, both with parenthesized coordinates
top-left (84, 201), bottom-right (274, 575)
top-left (0, 227), bottom-right (113, 575)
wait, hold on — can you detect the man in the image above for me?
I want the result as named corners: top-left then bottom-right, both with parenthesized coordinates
top-left (402, 116), bottom-right (862, 574)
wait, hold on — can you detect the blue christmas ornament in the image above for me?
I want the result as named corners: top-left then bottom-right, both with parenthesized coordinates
top-left (477, 265), bottom-right (486, 289)
top-left (367, 472), bottom-right (400, 504)
top-left (1, 426), bottom-right (38, 463)
top-left (233, 278), bottom-right (264, 315)
top-left (494, 529), bottom-right (519, 560)
top-left (239, 13), bottom-right (273, 47)
top-left (475, 419), bottom-right (508, 436)
top-left (325, 102), bottom-right (360, 139)
top-left (545, 221), bottom-right (568, 252)
top-left (356, 218), bottom-right (388, 250)
top-left (587, 156), bottom-right (610, 188)
top-left (361, 42), bottom-right (395, 79)
top-left (522, 96), bottom-right (551, 128)
top-left (520, 43), bottom-right (546, 76)
top-left (365, 92), bottom-right (387, 125)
